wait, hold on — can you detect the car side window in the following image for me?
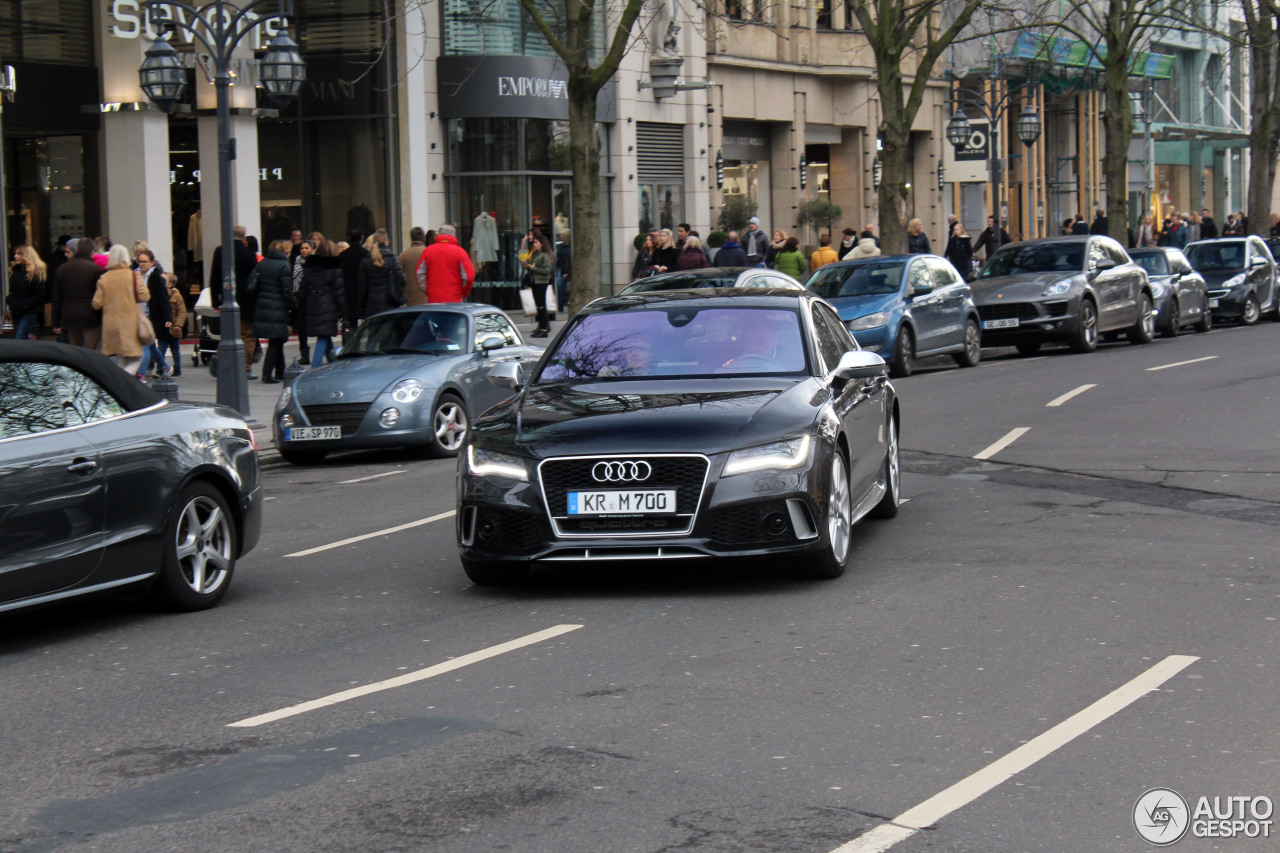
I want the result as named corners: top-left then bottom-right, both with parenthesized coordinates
top-left (52, 365), bottom-right (127, 426)
top-left (907, 261), bottom-right (931, 290)
top-left (811, 303), bottom-right (855, 373)
top-left (474, 312), bottom-right (520, 348)
top-left (1087, 240), bottom-right (1107, 272)
top-left (1106, 242), bottom-right (1129, 265)
top-left (0, 362), bottom-right (69, 438)
top-left (926, 257), bottom-right (958, 287)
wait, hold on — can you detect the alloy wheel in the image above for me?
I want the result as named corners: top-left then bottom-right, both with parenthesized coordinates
top-left (434, 400), bottom-right (469, 451)
top-left (173, 495), bottom-right (233, 595)
top-left (828, 453), bottom-right (851, 564)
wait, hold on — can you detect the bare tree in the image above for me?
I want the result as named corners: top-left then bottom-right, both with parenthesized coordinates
top-left (1241, 0), bottom-right (1280, 237)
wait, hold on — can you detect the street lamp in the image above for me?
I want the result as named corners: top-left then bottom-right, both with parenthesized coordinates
top-left (137, 1), bottom-right (306, 417)
top-left (946, 82), bottom-right (1041, 256)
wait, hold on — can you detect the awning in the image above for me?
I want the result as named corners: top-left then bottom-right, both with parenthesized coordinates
top-left (1008, 32), bottom-right (1173, 79)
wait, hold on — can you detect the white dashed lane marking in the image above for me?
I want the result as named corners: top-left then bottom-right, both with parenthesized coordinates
top-left (339, 470), bottom-right (408, 484)
top-left (228, 624), bottom-right (585, 727)
top-left (973, 428), bottom-right (1030, 461)
top-left (1045, 384), bottom-right (1096, 407)
top-left (1146, 356), bottom-right (1218, 372)
top-left (828, 655), bottom-right (1200, 853)
top-left (285, 510), bottom-right (456, 558)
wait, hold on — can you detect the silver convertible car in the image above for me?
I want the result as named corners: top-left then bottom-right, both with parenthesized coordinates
top-left (272, 304), bottom-right (543, 464)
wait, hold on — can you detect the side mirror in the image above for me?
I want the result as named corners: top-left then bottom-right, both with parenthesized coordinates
top-left (831, 350), bottom-right (887, 386)
top-left (910, 283), bottom-right (934, 298)
top-left (479, 336), bottom-right (506, 354)
top-left (1094, 258), bottom-right (1117, 272)
top-left (1249, 255), bottom-right (1268, 267)
top-left (487, 361), bottom-right (523, 389)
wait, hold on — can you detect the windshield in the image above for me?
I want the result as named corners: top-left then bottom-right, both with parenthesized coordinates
top-left (1185, 241), bottom-right (1245, 272)
top-left (622, 274), bottom-right (739, 293)
top-left (805, 262), bottom-right (904, 298)
top-left (338, 311), bottom-right (470, 357)
top-left (981, 244), bottom-right (1084, 277)
top-left (536, 307), bottom-right (809, 382)
top-left (1131, 253), bottom-right (1169, 276)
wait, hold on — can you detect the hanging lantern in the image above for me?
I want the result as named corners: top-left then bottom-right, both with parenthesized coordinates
top-left (138, 35), bottom-right (187, 113)
top-left (258, 30), bottom-right (307, 107)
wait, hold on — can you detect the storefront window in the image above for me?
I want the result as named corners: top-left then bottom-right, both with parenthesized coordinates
top-left (442, 0), bottom-right (604, 60)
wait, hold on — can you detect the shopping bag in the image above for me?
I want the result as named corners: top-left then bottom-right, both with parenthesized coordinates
top-left (546, 285), bottom-right (558, 315)
top-left (519, 287), bottom-right (536, 318)
top-left (194, 286), bottom-right (219, 318)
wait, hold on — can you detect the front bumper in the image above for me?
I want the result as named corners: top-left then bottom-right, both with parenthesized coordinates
top-left (975, 298), bottom-right (1075, 343)
top-left (272, 398), bottom-right (438, 451)
top-left (457, 451), bottom-right (832, 564)
top-left (240, 483), bottom-right (264, 556)
top-left (1206, 289), bottom-right (1247, 320)
top-left (850, 326), bottom-right (891, 355)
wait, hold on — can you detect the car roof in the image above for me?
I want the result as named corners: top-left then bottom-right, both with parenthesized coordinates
top-left (0, 340), bottom-right (163, 412)
top-left (819, 253), bottom-right (913, 267)
top-left (587, 288), bottom-right (818, 314)
top-left (646, 267), bottom-right (755, 280)
top-left (380, 303), bottom-right (502, 317)
top-left (994, 237), bottom-right (1094, 251)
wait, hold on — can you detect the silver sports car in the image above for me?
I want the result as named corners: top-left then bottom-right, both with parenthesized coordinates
top-left (272, 304), bottom-right (543, 464)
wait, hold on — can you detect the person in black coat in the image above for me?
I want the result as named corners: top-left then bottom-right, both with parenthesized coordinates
top-left (944, 226), bottom-right (974, 280)
top-left (338, 229), bottom-right (368, 337)
top-left (297, 240), bottom-right (345, 367)
top-left (7, 245), bottom-right (47, 341)
top-left (972, 216), bottom-right (1011, 261)
top-left (209, 226), bottom-right (261, 376)
top-left (250, 241), bottom-right (296, 383)
top-left (357, 230), bottom-right (406, 319)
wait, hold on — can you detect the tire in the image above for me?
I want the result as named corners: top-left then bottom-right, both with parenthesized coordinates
top-left (279, 446), bottom-right (328, 465)
top-left (889, 327), bottom-right (914, 378)
top-left (869, 411), bottom-right (900, 520)
top-left (462, 557), bottom-right (530, 586)
top-left (1193, 296), bottom-right (1212, 333)
top-left (805, 448), bottom-right (852, 579)
top-left (148, 482), bottom-right (236, 611)
top-left (952, 319), bottom-right (982, 367)
top-left (1127, 294), bottom-right (1155, 344)
top-left (428, 393), bottom-right (470, 458)
top-left (208, 352), bottom-right (218, 377)
top-left (1015, 341), bottom-right (1042, 356)
top-left (1160, 298), bottom-right (1179, 338)
top-left (1241, 294), bottom-right (1260, 325)
top-left (1068, 299), bottom-right (1099, 352)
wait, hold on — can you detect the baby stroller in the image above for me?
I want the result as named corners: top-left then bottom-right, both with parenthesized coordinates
top-left (192, 286), bottom-right (221, 372)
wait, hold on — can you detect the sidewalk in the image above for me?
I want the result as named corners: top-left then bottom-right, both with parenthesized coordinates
top-left (165, 308), bottom-right (565, 464)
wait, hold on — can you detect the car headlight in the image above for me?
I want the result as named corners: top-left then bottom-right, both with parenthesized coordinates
top-left (1041, 280), bottom-right (1073, 296)
top-left (466, 446), bottom-right (529, 481)
top-left (1148, 280), bottom-right (1166, 298)
top-left (391, 379), bottom-right (424, 403)
top-left (1223, 274), bottom-right (1246, 289)
top-left (723, 435), bottom-right (812, 477)
top-left (275, 385), bottom-right (293, 412)
top-left (847, 313), bottom-right (889, 331)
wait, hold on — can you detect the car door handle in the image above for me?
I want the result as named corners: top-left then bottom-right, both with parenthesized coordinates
top-left (66, 458), bottom-right (97, 475)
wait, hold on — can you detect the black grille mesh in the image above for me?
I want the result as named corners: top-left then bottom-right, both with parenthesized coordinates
top-left (473, 507), bottom-right (542, 553)
top-left (708, 501), bottom-right (795, 546)
top-left (978, 303), bottom-right (1040, 322)
top-left (303, 403), bottom-right (371, 434)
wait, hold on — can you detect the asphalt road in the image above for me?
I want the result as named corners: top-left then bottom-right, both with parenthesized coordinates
top-left (3, 321), bottom-right (1279, 853)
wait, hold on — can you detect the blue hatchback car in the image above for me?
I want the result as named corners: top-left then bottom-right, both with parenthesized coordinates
top-left (805, 254), bottom-right (982, 377)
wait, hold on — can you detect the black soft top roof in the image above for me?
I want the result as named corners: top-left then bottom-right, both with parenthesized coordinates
top-left (0, 340), bottom-right (164, 412)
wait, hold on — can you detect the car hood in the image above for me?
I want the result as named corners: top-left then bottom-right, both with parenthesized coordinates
top-left (1200, 269), bottom-right (1247, 288)
top-left (293, 354), bottom-right (446, 404)
top-left (475, 378), bottom-right (827, 458)
top-left (824, 292), bottom-right (903, 321)
top-left (970, 272), bottom-right (1079, 303)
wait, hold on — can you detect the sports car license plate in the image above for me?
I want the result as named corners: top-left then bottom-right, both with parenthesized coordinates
top-left (982, 317), bottom-right (1019, 330)
top-left (287, 426), bottom-right (342, 441)
top-left (1209, 298), bottom-right (1220, 308)
top-left (568, 490), bottom-right (676, 515)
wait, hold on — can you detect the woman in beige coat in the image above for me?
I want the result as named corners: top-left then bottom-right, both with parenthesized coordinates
top-left (92, 244), bottom-right (150, 376)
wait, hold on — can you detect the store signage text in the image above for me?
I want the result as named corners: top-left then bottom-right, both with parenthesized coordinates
top-left (496, 76), bottom-right (568, 100)
top-left (109, 0), bottom-right (283, 50)
top-left (171, 168), bottom-right (285, 183)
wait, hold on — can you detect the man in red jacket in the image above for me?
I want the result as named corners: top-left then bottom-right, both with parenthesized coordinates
top-left (415, 224), bottom-right (476, 303)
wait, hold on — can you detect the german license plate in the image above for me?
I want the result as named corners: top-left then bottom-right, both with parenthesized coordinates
top-left (1209, 298), bottom-right (1220, 308)
top-left (568, 490), bottom-right (676, 515)
top-left (287, 426), bottom-right (342, 441)
top-left (982, 317), bottom-right (1019, 330)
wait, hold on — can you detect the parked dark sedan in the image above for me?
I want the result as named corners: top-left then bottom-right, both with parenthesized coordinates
top-left (0, 341), bottom-right (262, 614)
top-left (805, 254), bottom-right (981, 377)
top-left (456, 289), bottom-right (899, 584)
top-left (1184, 237), bottom-right (1279, 325)
top-left (620, 267), bottom-right (804, 294)
top-left (971, 236), bottom-right (1154, 355)
top-left (1128, 247), bottom-right (1211, 336)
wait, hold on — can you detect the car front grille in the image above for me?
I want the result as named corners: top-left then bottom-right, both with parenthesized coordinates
top-left (707, 501), bottom-right (796, 546)
top-left (302, 403), bottom-right (371, 435)
top-left (472, 507), bottom-right (542, 553)
top-left (978, 303), bottom-right (1040, 322)
top-left (1044, 300), bottom-right (1070, 317)
top-left (539, 454), bottom-right (710, 538)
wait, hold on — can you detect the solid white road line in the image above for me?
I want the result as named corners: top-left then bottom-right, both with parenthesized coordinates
top-left (285, 510), bottom-right (456, 558)
top-left (1045, 384), bottom-right (1096, 407)
top-left (339, 470), bottom-right (408, 484)
top-left (828, 655), bottom-right (1199, 853)
top-left (1146, 356), bottom-right (1218, 372)
top-left (973, 428), bottom-right (1030, 461)
top-left (228, 624), bottom-right (585, 728)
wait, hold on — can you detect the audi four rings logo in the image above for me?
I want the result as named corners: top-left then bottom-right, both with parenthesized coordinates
top-left (592, 461), bottom-right (652, 482)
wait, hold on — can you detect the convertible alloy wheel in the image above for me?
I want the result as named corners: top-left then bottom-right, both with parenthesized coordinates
top-left (1128, 294), bottom-right (1155, 344)
top-left (431, 394), bottom-right (470, 457)
top-left (150, 483), bottom-right (236, 611)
